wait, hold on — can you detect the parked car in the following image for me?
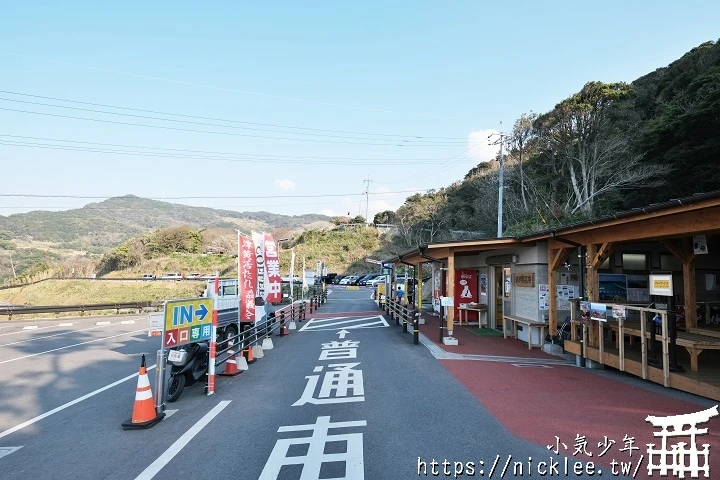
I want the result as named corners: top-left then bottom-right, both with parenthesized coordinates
top-left (332, 275), bottom-right (346, 284)
top-left (142, 273), bottom-right (156, 280)
top-left (367, 275), bottom-right (387, 287)
top-left (358, 274), bottom-right (381, 286)
top-left (161, 273), bottom-right (184, 280)
top-left (339, 275), bottom-right (358, 285)
top-left (187, 273), bottom-right (202, 279)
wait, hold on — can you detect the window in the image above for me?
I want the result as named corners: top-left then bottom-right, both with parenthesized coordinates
top-left (222, 285), bottom-right (238, 296)
top-left (622, 253), bottom-right (647, 271)
top-left (660, 254), bottom-right (682, 272)
top-left (599, 257), bottom-right (611, 270)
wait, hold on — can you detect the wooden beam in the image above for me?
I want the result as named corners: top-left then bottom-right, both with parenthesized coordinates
top-left (549, 206), bottom-right (720, 246)
top-left (592, 242), bottom-right (614, 268)
top-left (586, 244), bottom-right (598, 347)
top-left (548, 245), bottom-right (558, 334)
top-left (550, 247), bottom-right (573, 272)
top-left (661, 239), bottom-right (690, 262)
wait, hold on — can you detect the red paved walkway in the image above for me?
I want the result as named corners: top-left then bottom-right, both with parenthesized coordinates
top-left (413, 310), bottom-right (720, 479)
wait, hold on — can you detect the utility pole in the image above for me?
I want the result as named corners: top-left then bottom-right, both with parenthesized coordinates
top-left (363, 177), bottom-right (373, 224)
top-left (489, 124), bottom-right (508, 238)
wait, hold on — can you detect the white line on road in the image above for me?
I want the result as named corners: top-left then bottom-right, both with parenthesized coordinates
top-left (58, 323), bottom-right (74, 326)
top-left (0, 316), bottom-right (144, 337)
top-left (96, 321), bottom-right (111, 325)
top-left (121, 320), bottom-right (136, 324)
top-left (0, 328), bottom-right (147, 364)
top-left (0, 364), bottom-right (156, 440)
top-left (0, 322), bottom-right (135, 348)
top-left (135, 401), bottom-right (231, 480)
top-left (0, 446), bottom-right (23, 459)
top-left (22, 326), bottom-right (38, 330)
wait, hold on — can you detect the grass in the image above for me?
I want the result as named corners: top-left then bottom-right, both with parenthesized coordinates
top-left (466, 327), bottom-right (504, 336)
top-left (0, 279), bottom-right (205, 306)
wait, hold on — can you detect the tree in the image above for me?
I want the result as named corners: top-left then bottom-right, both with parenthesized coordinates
top-left (373, 210), bottom-right (397, 225)
top-left (350, 215), bottom-right (366, 224)
top-left (506, 112), bottom-right (539, 212)
top-left (535, 81), bottom-right (669, 214)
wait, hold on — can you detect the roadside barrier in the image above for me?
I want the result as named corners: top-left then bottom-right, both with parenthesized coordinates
top-left (386, 298), bottom-right (420, 345)
top-left (0, 301), bottom-right (163, 320)
top-left (122, 354), bottom-right (165, 430)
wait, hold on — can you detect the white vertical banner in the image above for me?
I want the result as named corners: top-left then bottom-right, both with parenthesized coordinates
top-left (290, 249), bottom-right (295, 301)
top-left (252, 231), bottom-right (267, 301)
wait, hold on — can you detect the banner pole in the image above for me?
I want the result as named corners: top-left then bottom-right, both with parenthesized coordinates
top-left (207, 276), bottom-right (219, 395)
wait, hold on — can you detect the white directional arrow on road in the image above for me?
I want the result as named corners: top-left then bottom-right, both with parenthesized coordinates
top-left (337, 329), bottom-right (350, 339)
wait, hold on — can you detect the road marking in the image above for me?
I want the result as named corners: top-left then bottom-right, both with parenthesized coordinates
top-left (135, 401), bottom-right (231, 480)
top-left (58, 323), bottom-right (74, 326)
top-left (0, 316), bottom-right (145, 337)
top-left (0, 328), bottom-right (147, 364)
top-left (0, 446), bottom-right (22, 459)
top-left (121, 320), bottom-right (136, 324)
top-left (164, 409), bottom-right (178, 419)
top-left (0, 364), bottom-right (156, 440)
top-left (299, 315), bottom-right (389, 332)
top-left (511, 363), bottom-right (553, 368)
top-left (22, 326), bottom-right (38, 330)
top-left (96, 321), bottom-right (111, 325)
top-left (0, 322), bottom-right (129, 347)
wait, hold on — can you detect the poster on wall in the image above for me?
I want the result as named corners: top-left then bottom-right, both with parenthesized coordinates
top-left (479, 273), bottom-right (488, 305)
top-left (590, 302), bottom-right (608, 322)
top-left (626, 275), bottom-right (650, 302)
top-left (598, 274), bottom-right (627, 301)
top-left (612, 305), bottom-right (627, 320)
top-left (555, 285), bottom-right (578, 310)
top-left (454, 269), bottom-right (479, 321)
top-left (539, 284), bottom-right (549, 310)
top-left (433, 265), bottom-right (442, 313)
top-left (580, 301), bottom-right (591, 323)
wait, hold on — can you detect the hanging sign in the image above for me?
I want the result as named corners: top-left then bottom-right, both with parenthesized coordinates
top-left (649, 273), bottom-right (673, 296)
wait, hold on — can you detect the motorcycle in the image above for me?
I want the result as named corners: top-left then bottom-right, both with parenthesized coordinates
top-left (166, 341), bottom-right (209, 402)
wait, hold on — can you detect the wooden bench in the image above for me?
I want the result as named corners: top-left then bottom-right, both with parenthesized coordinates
top-left (456, 304), bottom-right (487, 326)
top-left (503, 314), bottom-right (548, 350)
top-left (607, 322), bottom-right (720, 371)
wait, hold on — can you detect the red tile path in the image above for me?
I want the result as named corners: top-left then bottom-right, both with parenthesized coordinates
top-left (416, 310), bottom-right (720, 479)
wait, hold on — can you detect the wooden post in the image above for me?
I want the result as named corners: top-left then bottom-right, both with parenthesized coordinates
top-left (598, 321), bottom-right (604, 364)
top-left (683, 255), bottom-right (697, 329)
top-left (586, 244), bottom-right (598, 347)
top-left (661, 311), bottom-right (670, 387)
top-left (447, 252), bottom-right (455, 333)
top-left (416, 262), bottom-right (423, 313)
top-left (619, 317), bottom-right (625, 372)
top-left (641, 311), bottom-right (648, 380)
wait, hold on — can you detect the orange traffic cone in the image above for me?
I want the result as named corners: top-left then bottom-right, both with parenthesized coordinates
top-left (122, 354), bottom-right (165, 430)
top-left (219, 341), bottom-right (243, 377)
top-left (244, 346), bottom-right (256, 364)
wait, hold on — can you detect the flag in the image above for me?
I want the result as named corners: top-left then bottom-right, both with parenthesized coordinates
top-left (263, 233), bottom-right (282, 303)
top-left (290, 249), bottom-right (295, 301)
top-left (238, 233), bottom-right (257, 322)
top-left (251, 231), bottom-right (266, 301)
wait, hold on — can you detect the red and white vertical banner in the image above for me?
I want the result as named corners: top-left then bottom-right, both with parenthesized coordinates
top-left (207, 275), bottom-right (220, 395)
top-left (454, 269), bottom-right (479, 322)
top-left (264, 233), bottom-right (282, 304)
top-left (289, 249), bottom-right (295, 301)
top-left (239, 234), bottom-right (257, 323)
top-left (252, 231), bottom-right (267, 304)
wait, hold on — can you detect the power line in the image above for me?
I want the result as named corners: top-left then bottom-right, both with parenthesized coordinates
top-left (0, 106), bottom-right (467, 147)
top-left (0, 137), bottom-right (456, 166)
top-left (0, 90), bottom-right (467, 140)
top-left (4, 52), bottom-right (461, 121)
top-left (0, 190), bottom-right (428, 200)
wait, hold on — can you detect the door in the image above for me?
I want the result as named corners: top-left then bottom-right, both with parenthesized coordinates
top-left (494, 266), bottom-right (504, 330)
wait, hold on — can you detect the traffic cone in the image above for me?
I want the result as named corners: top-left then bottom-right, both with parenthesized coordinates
top-left (219, 341), bottom-right (243, 377)
top-left (243, 347), bottom-right (256, 364)
top-left (122, 354), bottom-right (165, 430)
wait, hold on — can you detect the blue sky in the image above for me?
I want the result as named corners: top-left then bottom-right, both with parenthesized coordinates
top-left (1, 1), bottom-right (718, 220)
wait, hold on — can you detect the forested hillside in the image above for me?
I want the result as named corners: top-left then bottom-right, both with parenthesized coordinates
top-left (390, 39), bottom-right (720, 247)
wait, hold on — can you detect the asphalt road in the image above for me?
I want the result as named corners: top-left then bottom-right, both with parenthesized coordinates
top-left (0, 288), bottom-right (608, 479)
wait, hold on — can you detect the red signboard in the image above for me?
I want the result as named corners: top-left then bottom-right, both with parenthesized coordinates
top-left (454, 269), bottom-right (479, 321)
top-left (239, 236), bottom-right (257, 322)
top-left (264, 233), bottom-right (282, 304)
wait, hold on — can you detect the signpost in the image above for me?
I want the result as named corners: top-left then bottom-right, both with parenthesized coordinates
top-left (163, 298), bottom-right (214, 348)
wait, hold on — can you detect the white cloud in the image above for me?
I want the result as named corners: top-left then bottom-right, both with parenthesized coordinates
top-left (467, 129), bottom-right (501, 162)
top-left (274, 179), bottom-right (296, 191)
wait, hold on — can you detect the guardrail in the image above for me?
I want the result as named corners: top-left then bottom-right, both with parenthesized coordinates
top-left (0, 301), bottom-right (164, 320)
top-left (385, 298), bottom-right (419, 345)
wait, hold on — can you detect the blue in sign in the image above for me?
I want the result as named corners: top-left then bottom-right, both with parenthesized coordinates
top-left (172, 303), bottom-right (210, 327)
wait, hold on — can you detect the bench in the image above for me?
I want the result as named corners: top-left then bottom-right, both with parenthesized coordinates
top-left (503, 314), bottom-right (548, 350)
top-left (607, 322), bottom-right (720, 372)
top-left (456, 304), bottom-right (487, 326)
